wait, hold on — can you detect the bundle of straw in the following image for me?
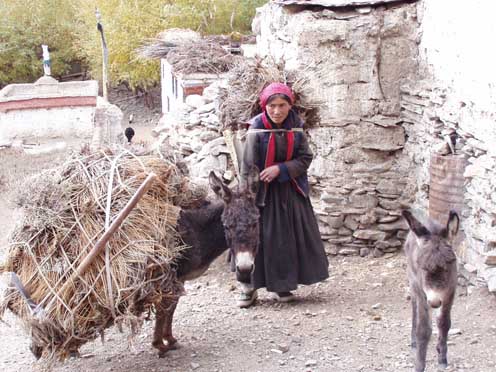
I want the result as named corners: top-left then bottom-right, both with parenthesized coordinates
top-left (166, 40), bottom-right (239, 75)
top-left (0, 149), bottom-right (206, 360)
top-left (217, 57), bottom-right (324, 130)
top-left (136, 28), bottom-right (201, 60)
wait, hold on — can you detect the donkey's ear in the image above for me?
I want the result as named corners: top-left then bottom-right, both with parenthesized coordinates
top-left (402, 210), bottom-right (430, 238)
top-left (246, 164), bottom-right (260, 195)
top-left (443, 210), bottom-right (460, 242)
top-left (209, 171), bottom-right (232, 203)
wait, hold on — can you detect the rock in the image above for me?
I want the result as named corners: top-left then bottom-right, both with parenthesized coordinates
top-left (375, 239), bottom-right (402, 250)
top-left (353, 230), bottom-right (387, 241)
top-left (189, 113), bottom-right (202, 126)
top-left (376, 179), bottom-right (404, 195)
top-left (328, 214), bottom-right (345, 229)
top-left (487, 269), bottom-right (496, 293)
top-left (343, 215), bottom-right (359, 230)
top-left (324, 242), bottom-right (339, 255)
top-left (185, 94), bottom-right (207, 109)
top-left (349, 194), bottom-right (379, 209)
top-left (378, 215), bottom-right (399, 223)
top-left (377, 220), bottom-right (408, 231)
top-left (191, 362), bottom-right (201, 370)
top-left (359, 247), bottom-right (370, 257)
top-left (199, 130), bottom-right (220, 143)
top-left (378, 199), bottom-right (400, 210)
top-left (373, 248), bottom-right (385, 258)
top-left (305, 359), bottom-right (318, 367)
top-left (448, 328), bottom-right (462, 336)
top-left (276, 343), bottom-right (289, 353)
top-left (202, 113), bottom-right (220, 125)
top-left (195, 102), bottom-right (216, 115)
top-left (338, 226), bottom-right (352, 236)
top-left (463, 263), bottom-right (477, 274)
top-left (338, 248), bottom-right (358, 255)
top-left (483, 250), bottom-right (496, 265)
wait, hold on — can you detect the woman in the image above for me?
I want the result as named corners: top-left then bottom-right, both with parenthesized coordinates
top-left (237, 82), bottom-right (329, 308)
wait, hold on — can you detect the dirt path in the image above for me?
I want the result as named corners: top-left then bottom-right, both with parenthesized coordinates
top-left (1, 241), bottom-right (495, 372)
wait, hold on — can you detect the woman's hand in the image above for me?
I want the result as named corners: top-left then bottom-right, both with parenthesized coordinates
top-left (260, 165), bottom-right (281, 183)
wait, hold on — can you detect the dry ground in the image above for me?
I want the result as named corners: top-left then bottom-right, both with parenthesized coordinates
top-left (1, 148), bottom-right (495, 372)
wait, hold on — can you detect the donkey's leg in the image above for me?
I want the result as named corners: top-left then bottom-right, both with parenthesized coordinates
top-left (411, 295), bottom-right (418, 349)
top-left (162, 297), bottom-right (179, 349)
top-left (436, 294), bottom-right (454, 368)
top-left (414, 299), bottom-right (432, 372)
top-left (152, 296), bottom-right (178, 357)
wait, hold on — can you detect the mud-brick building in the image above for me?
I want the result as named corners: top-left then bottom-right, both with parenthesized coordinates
top-left (254, 0), bottom-right (496, 291)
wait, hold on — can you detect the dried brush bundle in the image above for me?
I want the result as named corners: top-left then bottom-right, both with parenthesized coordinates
top-left (0, 149), bottom-right (207, 360)
top-left (217, 57), bottom-right (324, 130)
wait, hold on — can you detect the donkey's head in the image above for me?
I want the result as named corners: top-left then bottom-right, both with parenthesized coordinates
top-left (402, 210), bottom-right (460, 308)
top-left (209, 167), bottom-right (260, 282)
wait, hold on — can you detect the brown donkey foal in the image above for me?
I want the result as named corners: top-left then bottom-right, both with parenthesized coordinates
top-left (402, 210), bottom-right (460, 372)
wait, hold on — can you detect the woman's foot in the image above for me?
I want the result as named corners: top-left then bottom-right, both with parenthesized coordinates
top-left (271, 291), bottom-right (296, 303)
top-left (236, 290), bottom-right (258, 308)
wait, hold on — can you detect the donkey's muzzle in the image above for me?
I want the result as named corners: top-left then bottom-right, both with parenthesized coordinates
top-left (236, 268), bottom-right (252, 283)
top-left (235, 251), bottom-right (255, 282)
top-left (426, 289), bottom-right (442, 308)
top-left (428, 298), bottom-right (442, 308)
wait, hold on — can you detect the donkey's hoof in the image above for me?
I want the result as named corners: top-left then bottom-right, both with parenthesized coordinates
top-left (438, 362), bottom-right (448, 369)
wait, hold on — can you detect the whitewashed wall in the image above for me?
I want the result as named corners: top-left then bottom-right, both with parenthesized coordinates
top-left (0, 107), bottom-right (94, 141)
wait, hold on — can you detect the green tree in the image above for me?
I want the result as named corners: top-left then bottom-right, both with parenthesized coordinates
top-left (0, 0), bottom-right (78, 86)
top-left (74, 0), bottom-right (267, 91)
top-left (0, 0), bottom-right (267, 89)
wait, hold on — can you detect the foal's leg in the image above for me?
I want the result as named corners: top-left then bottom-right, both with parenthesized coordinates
top-left (436, 294), bottom-right (454, 368)
top-left (414, 298), bottom-right (432, 372)
top-left (152, 296), bottom-right (179, 357)
top-left (411, 295), bottom-right (418, 349)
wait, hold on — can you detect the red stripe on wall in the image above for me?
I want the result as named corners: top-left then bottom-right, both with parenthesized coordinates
top-left (0, 96), bottom-right (97, 113)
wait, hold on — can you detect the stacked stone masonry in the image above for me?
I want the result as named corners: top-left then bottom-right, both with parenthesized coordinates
top-left (400, 81), bottom-right (496, 292)
top-left (255, 1), bottom-right (420, 257)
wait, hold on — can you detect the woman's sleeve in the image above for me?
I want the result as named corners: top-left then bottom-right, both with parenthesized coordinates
top-left (277, 133), bottom-right (313, 181)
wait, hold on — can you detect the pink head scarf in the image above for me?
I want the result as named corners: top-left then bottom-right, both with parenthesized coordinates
top-left (259, 82), bottom-right (295, 111)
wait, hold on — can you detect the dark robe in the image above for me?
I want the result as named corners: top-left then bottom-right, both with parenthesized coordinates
top-left (241, 110), bottom-right (329, 292)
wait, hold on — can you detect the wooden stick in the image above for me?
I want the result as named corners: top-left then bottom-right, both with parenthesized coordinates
top-left (47, 172), bottom-right (157, 311)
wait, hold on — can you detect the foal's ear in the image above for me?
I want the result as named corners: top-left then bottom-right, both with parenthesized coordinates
top-left (209, 171), bottom-right (232, 203)
top-left (443, 210), bottom-right (460, 242)
top-left (402, 210), bottom-right (430, 238)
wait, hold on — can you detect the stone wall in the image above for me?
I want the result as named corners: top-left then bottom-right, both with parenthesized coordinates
top-left (255, 1), bottom-right (420, 256)
top-left (153, 81), bottom-right (232, 182)
top-left (400, 0), bottom-right (496, 291)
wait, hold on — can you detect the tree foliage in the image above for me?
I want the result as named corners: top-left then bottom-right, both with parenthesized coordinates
top-left (0, 0), bottom-right (78, 86)
top-left (0, 0), bottom-right (267, 89)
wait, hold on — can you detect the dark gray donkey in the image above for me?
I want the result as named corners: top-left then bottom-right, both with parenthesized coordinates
top-left (402, 210), bottom-right (460, 372)
top-left (152, 168), bottom-right (260, 357)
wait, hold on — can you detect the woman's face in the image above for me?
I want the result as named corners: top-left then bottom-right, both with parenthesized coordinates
top-left (266, 97), bottom-right (292, 125)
